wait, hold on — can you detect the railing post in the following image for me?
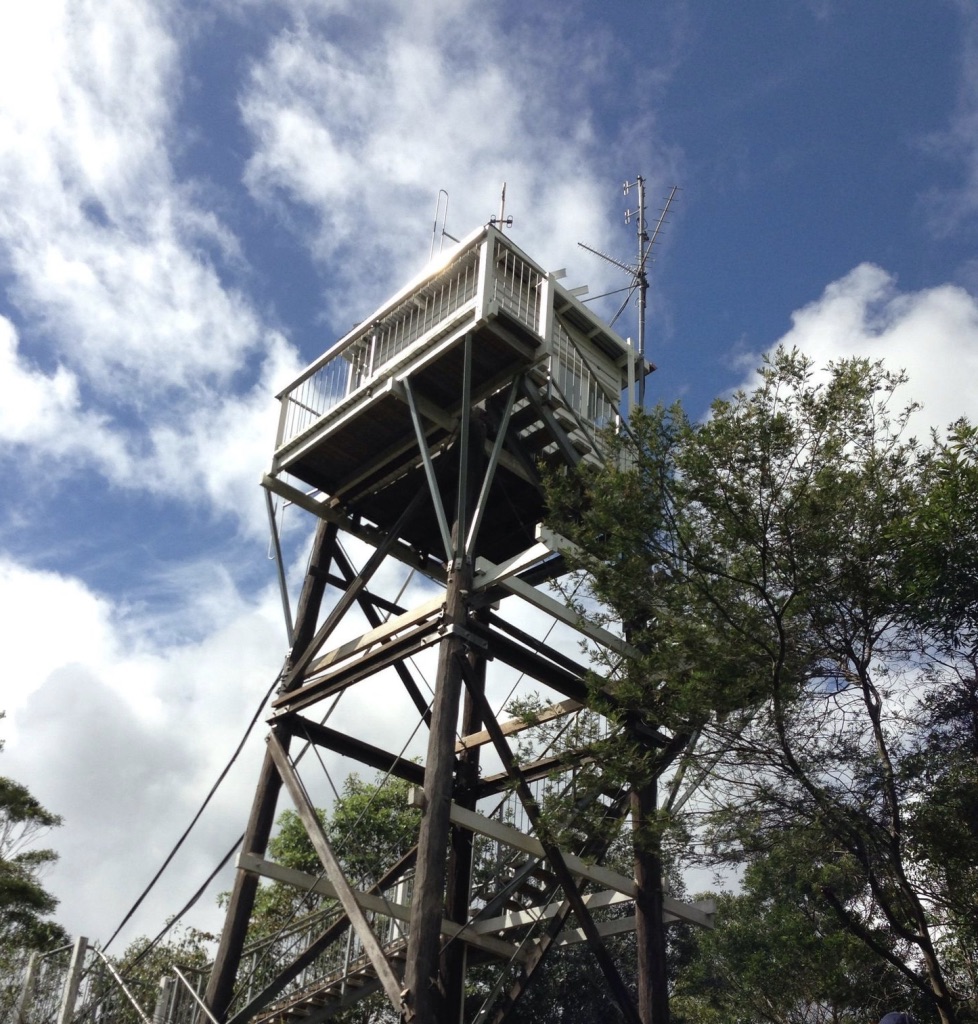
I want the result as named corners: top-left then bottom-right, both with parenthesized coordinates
top-left (153, 977), bottom-right (176, 1024)
top-left (537, 274), bottom-right (553, 346)
top-left (475, 231), bottom-right (496, 321)
top-left (14, 951), bottom-right (39, 1024)
top-left (56, 936), bottom-right (87, 1024)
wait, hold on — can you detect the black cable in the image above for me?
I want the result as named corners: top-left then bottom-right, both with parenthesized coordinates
top-left (120, 831), bottom-right (244, 976)
top-left (101, 666), bottom-right (285, 953)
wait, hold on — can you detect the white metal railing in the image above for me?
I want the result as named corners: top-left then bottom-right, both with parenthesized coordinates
top-left (210, 872), bottom-right (415, 1023)
top-left (491, 236), bottom-right (542, 333)
top-left (3, 944), bottom-right (74, 1024)
top-left (549, 320), bottom-right (617, 431)
top-left (274, 244), bottom-right (483, 453)
top-left (271, 228), bottom-right (625, 463)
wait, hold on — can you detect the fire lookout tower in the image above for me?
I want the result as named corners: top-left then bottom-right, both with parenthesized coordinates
top-left (203, 223), bottom-right (714, 1024)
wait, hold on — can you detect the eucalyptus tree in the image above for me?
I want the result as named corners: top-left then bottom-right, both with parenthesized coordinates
top-left (0, 715), bottom-right (68, 1017)
top-left (546, 349), bottom-right (977, 1024)
top-left (673, 845), bottom-right (916, 1024)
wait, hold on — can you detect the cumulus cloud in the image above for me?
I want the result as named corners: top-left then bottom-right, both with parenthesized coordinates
top-left (0, 555), bottom-right (289, 946)
top-left (747, 262), bottom-right (978, 430)
top-left (0, 0), bottom-right (295, 540)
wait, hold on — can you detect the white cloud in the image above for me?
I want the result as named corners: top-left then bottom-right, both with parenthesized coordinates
top-left (751, 263), bottom-right (978, 430)
top-left (0, 0), bottom-right (296, 537)
top-left (0, 316), bottom-right (129, 474)
top-left (0, 555), bottom-right (288, 947)
top-left (0, 313), bottom-right (299, 539)
top-left (239, 0), bottom-right (668, 321)
top-left (136, 330), bottom-right (302, 535)
top-left (922, 1), bottom-right (978, 234)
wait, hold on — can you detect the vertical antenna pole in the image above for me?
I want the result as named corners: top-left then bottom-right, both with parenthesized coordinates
top-left (635, 176), bottom-right (649, 408)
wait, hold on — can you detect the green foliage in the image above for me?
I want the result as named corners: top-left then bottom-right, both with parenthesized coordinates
top-left (0, 715), bottom-right (68, 1020)
top-left (106, 927), bottom-right (212, 1024)
top-left (0, 776), bottom-right (65, 948)
top-left (245, 773), bottom-right (420, 942)
top-left (900, 420), bottom-right (978, 654)
top-left (675, 859), bottom-right (915, 1024)
top-left (545, 349), bottom-right (978, 1024)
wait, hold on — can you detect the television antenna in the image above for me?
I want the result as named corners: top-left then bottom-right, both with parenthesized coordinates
top-left (579, 178), bottom-right (679, 408)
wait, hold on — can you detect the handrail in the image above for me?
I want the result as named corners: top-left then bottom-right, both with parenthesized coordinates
top-left (173, 968), bottom-right (222, 1024)
top-left (89, 948), bottom-right (153, 1024)
top-left (274, 241), bottom-right (484, 452)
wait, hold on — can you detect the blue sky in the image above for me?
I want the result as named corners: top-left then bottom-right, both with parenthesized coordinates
top-left (2, 0), bottom-right (978, 950)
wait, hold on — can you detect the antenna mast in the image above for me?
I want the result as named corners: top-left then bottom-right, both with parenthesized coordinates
top-left (579, 179), bottom-right (679, 409)
top-left (489, 182), bottom-right (514, 230)
top-left (625, 176), bottom-right (649, 408)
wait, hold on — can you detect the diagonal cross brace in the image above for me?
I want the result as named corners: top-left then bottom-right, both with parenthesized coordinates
top-left (266, 729), bottom-right (405, 1014)
top-left (280, 486), bottom-right (429, 692)
top-left (458, 660), bottom-right (642, 1024)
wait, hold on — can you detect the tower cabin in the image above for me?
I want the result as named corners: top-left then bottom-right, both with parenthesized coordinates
top-left (262, 224), bottom-right (643, 569)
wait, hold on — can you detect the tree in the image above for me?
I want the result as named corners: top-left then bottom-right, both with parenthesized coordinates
top-left (897, 421), bottom-right (978, 1011)
top-left (232, 773), bottom-right (420, 1024)
top-left (677, 353), bottom-right (972, 1024)
top-left (674, 850), bottom-right (916, 1024)
top-left (545, 350), bottom-right (978, 1024)
top-left (0, 713), bottom-right (68, 1019)
top-left (100, 927), bottom-right (213, 1024)
top-left (241, 772), bottom-right (421, 940)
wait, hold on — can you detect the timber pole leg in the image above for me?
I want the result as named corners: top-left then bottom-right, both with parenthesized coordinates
top-left (402, 557), bottom-right (471, 1024)
top-left (441, 607), bottom-right (487, 1024)
top-left (633, 778), bottom-right (669, 1024)
top-left (204, 745), bottom-right (285, 1017)
top-left (205, 521), bottom-right (336, 1018)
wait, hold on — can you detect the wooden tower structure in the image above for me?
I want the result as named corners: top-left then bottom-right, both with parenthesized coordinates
top-left (203, 224), bottom-right (714, 1024)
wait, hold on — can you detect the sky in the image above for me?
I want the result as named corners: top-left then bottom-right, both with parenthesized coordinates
top-left (2, 0), bottom-right (978, 957)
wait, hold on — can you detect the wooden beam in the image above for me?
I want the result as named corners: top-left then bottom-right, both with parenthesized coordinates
top-left (472, 627), bottom-right (590, 703)
top-left (261, 474), bottom-right (446, 584)
top-left (286, 716), bottom-right (425, 787)
top-left (447, 803), bottom-right (714, 930)
top-left (305, 594), bottom-right (444, 676)
top-left (226, 848), bottom-right (419, 1024)
top-left (272, 623), bottom-right (443, 715)
top-left (471, 542), bottom-right (553, 590)
top-left (237, 853), bottom-right (522, 962)
top-left (477, 751), bottom-right (593, 797)
top-left (472, 889), bottom-right (632, 934)
top-left (458, 674), bottom-right (642, 1024)
top-left (266, 731), bottom-right (405, 1014)
top-left (456, 699), bottom-right (582, 752)
top-left (476, 559), bottom-right (638, 658)
top-left (475, 895), bottom-right (715, 937)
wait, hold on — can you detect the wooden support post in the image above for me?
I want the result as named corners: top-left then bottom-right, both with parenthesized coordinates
top-left (205, 522), bottom-right (337, 1018)
top-left (204, 743), bottom-right (286, 1017)
top-left (401, 555), bottom-right (471, 1024)
top-left (441, 606), bottom-right (487, 1023)
top-left (403, 339), bottom-right (481, 1024)
top-left (14, 952), bottom-right (39, 1024)
top-left (56, 936), bottom-right (87, 1024)
top-left (633, 778), bottom-right (669, 1024)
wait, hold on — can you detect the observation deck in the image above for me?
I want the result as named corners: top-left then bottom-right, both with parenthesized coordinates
top-left (263, 225), bottom-right (641, 566)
